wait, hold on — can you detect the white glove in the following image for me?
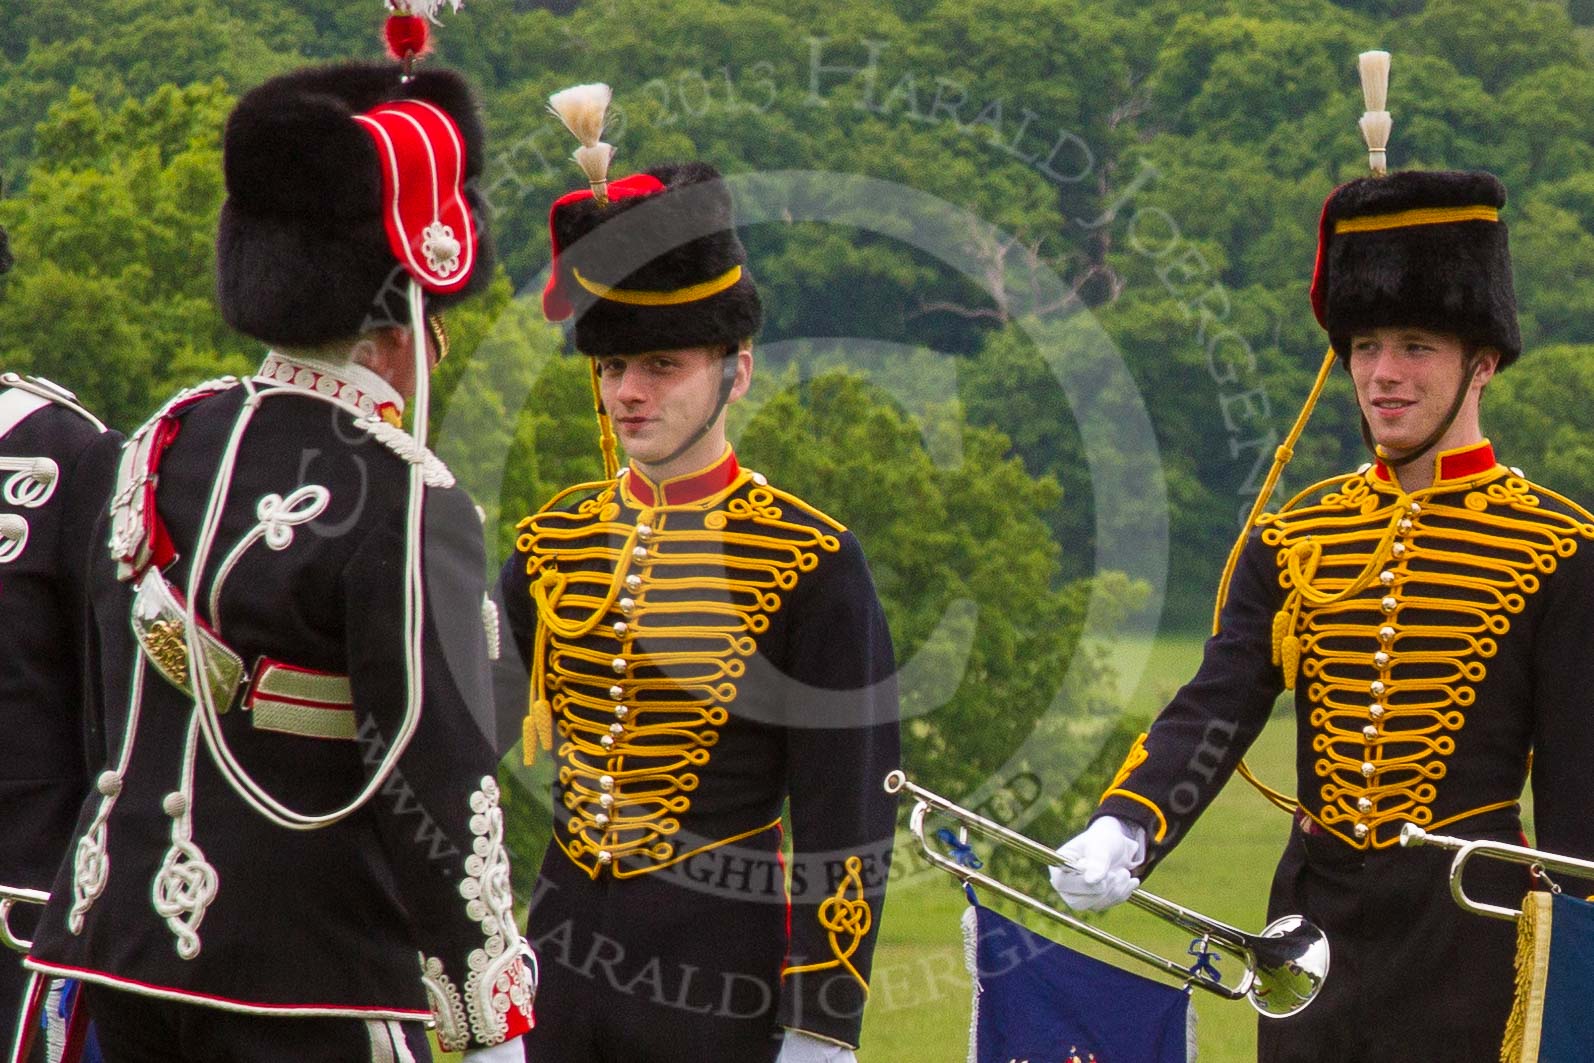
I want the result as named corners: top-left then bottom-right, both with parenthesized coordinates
top-left (777, 1029), bottom-right (858, 1063)
top-left (1049, 816), bottom-right (1147, 912)
top-left (462, 1039), bottom-right (524, 1063)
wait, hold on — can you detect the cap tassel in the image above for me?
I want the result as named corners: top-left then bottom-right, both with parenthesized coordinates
top-left (1358, 50), bottom-right (1392, 176)
top-left (548, 83), bottom-right (615, 207)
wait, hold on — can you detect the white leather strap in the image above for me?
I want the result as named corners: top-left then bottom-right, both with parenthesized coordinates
top-left (0, 387), bottom-right (51, 442)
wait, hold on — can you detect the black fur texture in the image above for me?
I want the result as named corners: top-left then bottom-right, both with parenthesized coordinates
top-left (554, 162), bottom-right (763, 355)
top-left (217, 61), bottom-right (493, 348)
top-left (0, 225), bottom-right (11, 276)
top-left (1321, 170), bottom-right (1519, 367)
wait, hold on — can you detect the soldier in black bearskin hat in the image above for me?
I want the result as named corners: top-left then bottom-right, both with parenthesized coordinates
top-left (496, 85), bottom-right (900, 1062)
top-left (22, 9), bottom-right (534, 1061)
top-left (1049, 52), bottom-right (1594, 1061)
top-left (0, 218), bottom-right (124, 1054)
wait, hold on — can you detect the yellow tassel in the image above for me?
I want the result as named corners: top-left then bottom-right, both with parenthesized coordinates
top-left (1271, 610), bottom-right (1291, 666)
top-left (1282, 634), bottom-right (1301, 691)
top-left (522, 699), bottom-right (554, 766)
top-left (1501, 891), bottom-right (1552, 1062)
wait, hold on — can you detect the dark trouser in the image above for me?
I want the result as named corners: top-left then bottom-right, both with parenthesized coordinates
top-left (83, 985), bottom-right (432, 1063)
top-left (525, 836), bottom-right (788, 1063)
top-left (1256, 819), bottom-right (1528, 1063)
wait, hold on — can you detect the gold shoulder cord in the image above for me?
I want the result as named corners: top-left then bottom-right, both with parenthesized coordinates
top-left (1212, 347), bottom-right (1341, 814)
top-left (517, 480), bottom-right (630, 759)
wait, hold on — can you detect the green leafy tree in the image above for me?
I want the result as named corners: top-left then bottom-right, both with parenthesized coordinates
top-left (0, 81), bottom-right (248, 428)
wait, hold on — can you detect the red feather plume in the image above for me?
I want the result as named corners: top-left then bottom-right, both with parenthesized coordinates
top-left (383, 14), bottom-right (430, 61)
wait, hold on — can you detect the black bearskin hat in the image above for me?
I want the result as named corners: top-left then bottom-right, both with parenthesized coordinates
top-left (541, 162), bottom-right (762, 356)
top-left (1310, 170), bottom-right (1519, 367)
top-left (217, 61), bottom-right (493, 348)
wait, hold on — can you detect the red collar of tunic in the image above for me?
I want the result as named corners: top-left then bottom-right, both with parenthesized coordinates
top-left (623, 448), bottom-right (741, 507)
top-left (1373, 439), bottom-right (1498, 488)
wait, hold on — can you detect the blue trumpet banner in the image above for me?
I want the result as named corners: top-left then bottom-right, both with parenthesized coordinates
top-left (966, 904), bottom-right (1194, 1063)
top-left (1509, 892), bottom-right (1594, 1062)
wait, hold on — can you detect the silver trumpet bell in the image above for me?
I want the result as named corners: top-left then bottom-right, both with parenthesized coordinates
top-left (885, 771), bottom-right (1330, 1018)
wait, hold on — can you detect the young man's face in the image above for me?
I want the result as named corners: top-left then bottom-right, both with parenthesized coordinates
top-left (1347, 326), bottom-right (1495, 457)
top-left (596, 345), bottom-right (750, 472)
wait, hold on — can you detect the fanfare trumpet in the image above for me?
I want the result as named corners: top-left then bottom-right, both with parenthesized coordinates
top-left (0, 883), bottom-right (46, 954)
top-left (885, 770), bottom-right (1330, 1017)
top-left (1400, 824), bottom-right (1594, 921)
top-left (2, 884), bottom-right (50, 1063)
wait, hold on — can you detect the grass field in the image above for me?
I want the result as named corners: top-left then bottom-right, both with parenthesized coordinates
top-left (861, 631), bottom-right (1299, 1063)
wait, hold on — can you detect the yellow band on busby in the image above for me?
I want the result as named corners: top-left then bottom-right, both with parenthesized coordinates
top-left (572, 264), bottom-right (744, 307)
top-left (1334, 204), bottom-right (1500, 235)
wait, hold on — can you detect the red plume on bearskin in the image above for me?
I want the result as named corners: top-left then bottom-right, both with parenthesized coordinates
top-left (383, 15), bottom-right (429, 60)
top-left (383, 1), bottom-right (464, 61)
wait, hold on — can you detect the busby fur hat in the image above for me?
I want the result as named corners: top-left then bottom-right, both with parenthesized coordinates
top-left (542, 162), bottom-right (762, 356)
top-left (217, 61), bottom-right (493, 348)
top-left (1310, 170), bottom-right (1520, 368)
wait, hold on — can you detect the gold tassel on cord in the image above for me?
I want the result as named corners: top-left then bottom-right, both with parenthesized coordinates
top-left (523, 698), bottom-right (554, 766)
top-left (1270, 610), bottom-right (1291, 666)
top-left (1281, 634), bottom-right (1301, 691)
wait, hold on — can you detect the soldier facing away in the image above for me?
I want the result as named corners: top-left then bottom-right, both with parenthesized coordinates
top-left (24, 58), bottom-right (534, 1063)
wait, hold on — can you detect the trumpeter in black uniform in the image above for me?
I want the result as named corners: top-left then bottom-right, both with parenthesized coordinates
top-left (1049, 56), bottom-right (1594, 1063)
top-left (24, 50), bottom-right (534, 1063)
top-left (0, 221), bottom-right (125, 1047)
top-left (497, 85), bottom-right (900, 1063)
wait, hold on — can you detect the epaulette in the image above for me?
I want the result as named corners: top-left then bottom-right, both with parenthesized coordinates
top-left (754, 473), bottom-right (848, 534)
top-left (353, 416), bottom-right (455, 488)
top-left (534, 476), bottom-right (619, 517)
top-left (0, 372), bottom-right (108, 433)
top-left (109, 377), bottom-right (240, 582)
top-left (1262, 469), bottom-right (1367, 523)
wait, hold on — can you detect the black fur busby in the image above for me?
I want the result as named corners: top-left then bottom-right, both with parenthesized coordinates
top-left (1311, 170), bottom-right (1519, 367)
top-left (543, 162), bottom-right (762, 356)
top-left (217, 61), bottom-right (493, 348)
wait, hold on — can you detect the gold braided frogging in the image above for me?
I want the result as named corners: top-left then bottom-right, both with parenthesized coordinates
top-left (1261, 465), bottom-right (1594, 848)
top-left (516, 470), bottom-right (845, 877)
top-left (782, 855), bottom-right (873, 993)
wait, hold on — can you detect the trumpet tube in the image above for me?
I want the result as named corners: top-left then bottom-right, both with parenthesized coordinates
top-left (0, 884), bottom-right (48, 954)
top-left (885, 771), bottom-right (1329, 1018)
top-left (1399, 824), bottom-right (1594, 922)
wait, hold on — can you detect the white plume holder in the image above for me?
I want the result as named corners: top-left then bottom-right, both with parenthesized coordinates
top-left (1358, 50), bottom-right (1392, 175)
